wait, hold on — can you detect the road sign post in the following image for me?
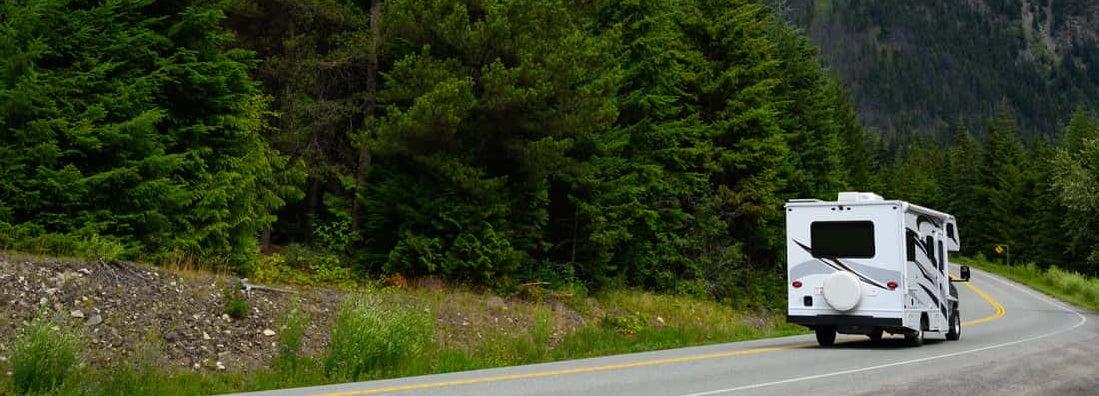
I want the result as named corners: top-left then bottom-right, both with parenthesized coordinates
top-left (993, 244), bottom-right (1010, 266)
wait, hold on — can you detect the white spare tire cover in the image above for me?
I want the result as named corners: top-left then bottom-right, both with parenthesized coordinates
top-left (823, 272), bottom-right (862, 311)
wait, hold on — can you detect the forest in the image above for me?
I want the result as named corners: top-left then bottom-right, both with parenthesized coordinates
top-left (787, 0), bottom-right (1099, 139)
top-left (1, 0), bottom-right (1097, 307)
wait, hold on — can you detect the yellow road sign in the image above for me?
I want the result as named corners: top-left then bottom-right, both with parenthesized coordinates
top-left (995, 245), bottom-right (1004, 255)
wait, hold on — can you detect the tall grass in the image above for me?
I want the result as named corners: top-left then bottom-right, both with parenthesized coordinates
top-left (2, 289), bottom-right (805, 395)
top-left (323, 295), bottom-right (434, 380)
top-left (274, 303), bottom-right (313, 379)
top-left (10, 314), bottom-right (81, 395)
top-left (959, 257), bottom-right (1099, 312)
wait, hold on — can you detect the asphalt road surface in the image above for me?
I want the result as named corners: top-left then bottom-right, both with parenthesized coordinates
top-left (231, 267), bottom-right (1099, 396)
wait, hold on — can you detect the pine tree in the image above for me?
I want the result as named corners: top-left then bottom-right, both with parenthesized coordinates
top-left (0, 0), bottom-right (291, 270)
top-left (973, 104), bottom-right (1030, 260)
top-left (1051, 108), bottom-right (1099, 273)
top-left (677, 0), bottom-right (792, 298)
top-left (560, 0), bottom-right (711, 291)
top-left (1026, 135), bottom-right (1065, 268)
top-left (364, 0), bottom-right (618, 289)
top-left (943, 120), bottom-right (983, 255)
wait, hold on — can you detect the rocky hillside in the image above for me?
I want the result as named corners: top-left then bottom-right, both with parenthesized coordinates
top-left (0, 252), bottom-right (791, 386)
top-left (784, 0), bottom-right (1099, 138)
top-left (0, 255), bottom-right (344, 372)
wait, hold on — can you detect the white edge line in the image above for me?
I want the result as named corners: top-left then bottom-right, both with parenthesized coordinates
top-left (678, 268), bottom-right (1089, 396)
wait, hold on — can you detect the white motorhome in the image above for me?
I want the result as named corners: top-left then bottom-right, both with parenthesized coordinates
top-left (785, 192), bottom-right (970, 346)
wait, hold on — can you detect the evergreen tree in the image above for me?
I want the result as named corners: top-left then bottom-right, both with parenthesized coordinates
top-left (678, 0), bottom-right (792, 295)
top-left (766, 11), bottom-right (848, 200)
top-left (0, 0), bottom-right (291, 270)
top-left (1025, 135), bottom-right (1065, 268)
top-left (1051, 109), bottom-right (1099, 273)
top-left (943, 121), bottom-right (983, 255)
top-left (227, 0), bottom-right (372, 247)
top-left (565, 0), bottom-right (710, 291)
top-left (364, 0), bottom-right (618, 289)
top-left (973, 104), bottom-right (1030, 259)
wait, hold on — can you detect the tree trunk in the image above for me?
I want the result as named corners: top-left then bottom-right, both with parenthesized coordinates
top-left (351, 0), bottom-right (382, 232)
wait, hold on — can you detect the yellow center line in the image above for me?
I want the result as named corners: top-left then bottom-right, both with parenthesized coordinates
top-left (960, 279), bottom-right (1006, 325)
top-left (310, 279), bottom-right (1006, 396)
top-left (310, 343), bottom-right (818, 396)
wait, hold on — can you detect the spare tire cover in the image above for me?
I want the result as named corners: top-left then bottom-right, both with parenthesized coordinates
top-left (823, 271), bottom-right (862, 311)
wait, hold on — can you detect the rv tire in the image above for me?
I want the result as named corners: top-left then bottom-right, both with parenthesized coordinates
top-left (815, 327), bottom-right (837, 346)
top-left (905, 329), bottom-right (923, 346)
top-left (906, 316), bottom-right (927, 346)
top-left (946, 311), bottom-right (961, 341)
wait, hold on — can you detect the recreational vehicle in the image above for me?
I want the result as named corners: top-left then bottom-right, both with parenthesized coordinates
top-left (785, 192), bottom-right (970, 346)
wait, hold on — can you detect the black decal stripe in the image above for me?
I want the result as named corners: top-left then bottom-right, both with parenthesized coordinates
top-left (918, 283), bottom-right (948, 319)
top-left (906, 228), bottom-right (938, 282)
top-left (917, 215), bottom-right (942, 229)
top-left (793, 240), bottom-right (889, 290)
top-left (824, 257), bottom-right (890, 290)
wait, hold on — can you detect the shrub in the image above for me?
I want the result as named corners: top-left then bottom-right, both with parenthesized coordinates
top-left (254, 246), bottom-right (355, 287)
top-left (323, 296), bottom-right (432, 380)
top-left (603, 312), bottom-right (647, 336)
top-left (223, 287), bottom-right (249, 320)
top-left (11, 314), bottom-right (81, 394)
top-left (314, 219), bottom-right (359, 255)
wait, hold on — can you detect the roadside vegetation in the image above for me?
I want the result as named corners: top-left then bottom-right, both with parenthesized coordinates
top-left (2, 0), bottom-right (1097, 394)
top-left (959, 256), bottom-right (1099, 313)
top-left (0, 253), bottom-right (804, 396)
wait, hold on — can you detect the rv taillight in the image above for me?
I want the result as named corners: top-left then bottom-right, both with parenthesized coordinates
top-left (792, 281), bottom-right (803, 288)
top-left (887, 281), bottom-right (898, 290)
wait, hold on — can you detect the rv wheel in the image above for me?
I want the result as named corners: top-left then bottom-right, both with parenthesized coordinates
top-left (946, 311), bottom-right (961, 341)
top-left (815, 327), bottom-right (837, 346)
top-left (905, 329), bottom-right (923, 346)
top-left (906, 317), bottom-right (927, 346)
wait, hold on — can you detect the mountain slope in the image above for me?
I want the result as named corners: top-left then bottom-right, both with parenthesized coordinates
top-left (785, 0), bottom-right (1099, 138)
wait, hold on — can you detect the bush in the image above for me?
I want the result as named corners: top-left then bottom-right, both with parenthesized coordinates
top-left (223, 287), bottom-right (249, 320)
top-left (11, 314), bottom-right (81, 394)
top-left (0, 222), bottom-right (133, 262)
top-left (603, 312), bottom-right (647, 336)
top-left (324, 296), bottom-right (433, 380)
top-left (253, 245), bottom-right (354, 287)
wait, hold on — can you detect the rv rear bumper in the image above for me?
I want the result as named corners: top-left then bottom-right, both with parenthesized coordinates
top-left (787, 315), bottom-right (903, 327)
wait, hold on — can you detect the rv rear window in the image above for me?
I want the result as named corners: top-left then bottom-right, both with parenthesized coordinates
top-left (811, 221), bottom-right (875, 258)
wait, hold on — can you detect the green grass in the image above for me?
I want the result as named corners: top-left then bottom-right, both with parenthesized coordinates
top-left (2, 288), bottom-right (805, 395)
top-left (10, 314), bottom-right (81, 395)
top-left (323, 295), bottom-right (434, 381)
top-left (222, 286), bottom-right (250, 320)
top-left (958, 256), bottom-right (1099, 312)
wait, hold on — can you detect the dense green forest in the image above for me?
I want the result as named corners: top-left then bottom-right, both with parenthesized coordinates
top-left (2, 0), bottom-right (1098, 306)
top-left (786, 0), bottom-right (1099, 139)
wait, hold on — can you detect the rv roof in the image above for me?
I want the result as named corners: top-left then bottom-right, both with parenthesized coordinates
top-left (837, 192), bottom-right (883, 202)
top-left (784, 193), bottom-right (955, 222)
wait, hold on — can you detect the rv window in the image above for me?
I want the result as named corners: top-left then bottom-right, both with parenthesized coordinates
top-left (938, 240), bottom-right (945, 272)
top-left (947, 224), bottom-right (956, 239)
top-left (907, 232), bottom-right (918, 262)
top-left (810, 221), bottom-right (875, 258)
top-left (926, 236), bottom-right (936, 268)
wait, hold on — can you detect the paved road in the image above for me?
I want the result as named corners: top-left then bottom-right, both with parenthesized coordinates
top-left (233, 267), bottom-right (1099, 396)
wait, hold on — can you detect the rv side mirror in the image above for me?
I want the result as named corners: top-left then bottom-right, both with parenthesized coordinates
top-left (953, 266), bottom-right (971, 281)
